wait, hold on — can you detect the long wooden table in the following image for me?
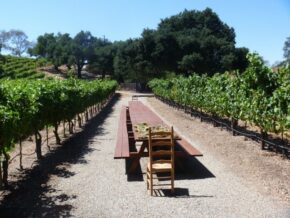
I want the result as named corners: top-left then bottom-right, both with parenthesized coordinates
top-left (126, 100), bottom-right (202, 173)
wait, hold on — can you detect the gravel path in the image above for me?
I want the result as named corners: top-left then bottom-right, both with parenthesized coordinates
top-left (1, 93), bottom-right (290, 217)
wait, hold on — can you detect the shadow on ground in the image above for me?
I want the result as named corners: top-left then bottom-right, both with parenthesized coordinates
top-left (126, 155), bottom-right (215, 198)
top-left (0, 94), bottom-right (120, 218)
top-left (153, 188), bottom-right (214, 198)
top-left (126, 155), bottom-right (215, 182)
top-left (175, 156), bottom-right (215, 180)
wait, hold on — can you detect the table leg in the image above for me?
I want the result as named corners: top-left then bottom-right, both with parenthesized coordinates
top-left (128, 141), bottom-right (148, 173)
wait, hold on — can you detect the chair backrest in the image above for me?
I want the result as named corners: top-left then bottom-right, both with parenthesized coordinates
top-left (148, 126), bottom-right (174, 166)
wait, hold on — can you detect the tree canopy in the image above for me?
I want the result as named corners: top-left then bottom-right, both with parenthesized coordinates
top-left (283, 37), bottom-right (290, 63)
top-left (0, 30), bottom-right (32, 56)
top-left (112, 8), bottom-right (249, 83)
top-left (29, 8), bottom-right (250, 81)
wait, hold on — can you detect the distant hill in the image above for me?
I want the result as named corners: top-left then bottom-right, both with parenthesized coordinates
top-left (0, 55), bottom-right (49, 79)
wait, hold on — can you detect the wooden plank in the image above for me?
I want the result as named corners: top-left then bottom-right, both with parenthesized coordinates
top-left (114, 106), bottom-right (130, 159)
top-left (121, 120), bottom-right (130, 158)
top-left (114, 107), bottom-right (124, 158)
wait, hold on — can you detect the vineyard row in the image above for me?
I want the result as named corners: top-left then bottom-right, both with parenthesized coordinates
top-left (0, 78), bottom-right (117, 186)
top-left (148, 54), bottom-right (290, 154)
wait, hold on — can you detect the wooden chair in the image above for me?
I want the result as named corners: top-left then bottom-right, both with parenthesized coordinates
top-left (146, 126), bottom-right (175, 196)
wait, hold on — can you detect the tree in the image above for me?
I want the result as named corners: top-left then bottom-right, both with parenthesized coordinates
top-left (49, 33), bottom-right (74, 70)
top-left (28, 8), bottom-right (250, 83)
top-left (231, 47), bottom-right (249, 72)
top-left (0, 30), bottom-right (10, 53)
top-left (283, 37), bottom-right (290, 62)
top-left (6, 30), bottom-right (32, 56)
top-left (57, 33), bottom-right (74, 69)
top-left (29, 33), bottom-right (74, 71)
top-left (29, 33), bottom-right (58, 69)
top-left (0, 54), bottom-right (4, 75)
top-left (29, 33), bottom-right (56, 59)
top-left (113, 39), bottom-right (139, 83)
top-left (71, 31), bottom-right (95, 78)
top-left (89, 42), bottom-right (115, 78)
top-left (112, 8), bottom-right (249, 81)
top-left (153, 8), bottom-right (247, 75)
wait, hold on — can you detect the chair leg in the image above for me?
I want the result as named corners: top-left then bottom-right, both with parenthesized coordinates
top-left (150, 171), bottom-right (153, 196)
top-left (171, 170), bottom-right (174, 193)
top-left (146, 170), bottom-right (149, 190)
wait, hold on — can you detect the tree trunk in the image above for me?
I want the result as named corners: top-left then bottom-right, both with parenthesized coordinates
top-left (81, 113), bottom-right (84, 124)
top-left (77, 64), bottom-right (82, 78)
top-left (73, 118), bottom-right (77, 130)
top-left (77, 114), bottom-right (82, 127)
top-left (0, 156), bottom-right (2, 189)
top-left (85, 110), bottom-right (89, 122)
top-left (19, 139), bottom-right (23, 170)
top-left (90, 107), bottom-right (93, 118)
top-left (53, 123), bottom-right (61, 145)
top-left (63, 121), bottom-right (66, 137)
top-left (69, 120), bottom-right (74, 134)
top-left (2, 150), bottom-right (9, 187)
top-left (35, 131), bottom-right (42, 160)
top-left (46, 125), bottom-right (49, 147)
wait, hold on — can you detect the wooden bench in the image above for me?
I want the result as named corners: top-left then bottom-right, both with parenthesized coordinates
top-left (114, 106), bottom-right (131, 159)
top-left (175, 138), bottom-right (203, 157)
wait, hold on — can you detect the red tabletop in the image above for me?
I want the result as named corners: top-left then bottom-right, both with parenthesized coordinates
top-left (128, 101), bottom-right (164, 126)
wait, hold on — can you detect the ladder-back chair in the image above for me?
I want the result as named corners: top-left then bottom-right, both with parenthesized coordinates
top-left (146, 126), bottom-right (175, 196)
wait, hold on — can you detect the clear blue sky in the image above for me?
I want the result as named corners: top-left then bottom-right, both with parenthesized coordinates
top-left (0, 0), bottom-right (289, 65)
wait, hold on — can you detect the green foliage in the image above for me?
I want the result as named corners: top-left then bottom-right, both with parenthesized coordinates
top-left (149, 53), bottom-right (290, 134)
top-left (0, 78), bottom-right (117, 151)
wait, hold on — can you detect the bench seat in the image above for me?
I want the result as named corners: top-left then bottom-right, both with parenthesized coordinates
top-left (176, 138), bottom-right (202, 157)
top-left (114, 106), bottom-right (130, 159)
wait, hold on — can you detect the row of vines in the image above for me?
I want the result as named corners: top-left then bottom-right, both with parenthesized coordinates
top-left (149, 53), bottom-right (290, 153)
top-left (0, 55), bottom-right (48, 79)
top-left (0, 78), bottom-right (117, 187)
